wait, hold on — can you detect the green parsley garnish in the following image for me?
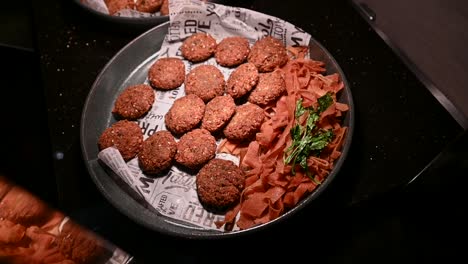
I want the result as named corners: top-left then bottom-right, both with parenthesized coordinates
top-left (284, 93), bottom-right (334, 180)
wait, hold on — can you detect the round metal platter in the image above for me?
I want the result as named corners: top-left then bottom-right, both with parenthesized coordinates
top-left (80, 21), bottom-right (355, 239)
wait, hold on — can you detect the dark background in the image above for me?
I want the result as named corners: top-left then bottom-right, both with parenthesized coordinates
top-left (0, 0), bottom-right (467, 263)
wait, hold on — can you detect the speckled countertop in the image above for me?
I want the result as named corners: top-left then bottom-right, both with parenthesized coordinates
top-left (30, 0), bottom-right (463, 261)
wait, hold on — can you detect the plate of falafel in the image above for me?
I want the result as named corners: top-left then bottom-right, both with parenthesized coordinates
top-left (74, 0), bottom-right (170, 30)
top-left (80, 0), bottom-right (354, 239)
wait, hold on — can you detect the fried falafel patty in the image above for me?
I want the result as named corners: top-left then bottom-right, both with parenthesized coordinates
top-left (57, 219), bottom-right (110, 264)
top-left (0, 186), bottom-right (52, 226)
top-left (160, 0), bottom-right (169, 15)
top-left (106, 0), bottom-right (135, 15)
top-left (201, 95), bottom-right (236, 133)
top-left (248, 36), bottom-right (288, 72)
top-left (175, 129), bottom-right (217, 169)
top-left (185, 65), bottom-right (225, 102)
top-left (196, 158), bottom-right (245, 211)
top-left (98, 120), bottom-right (143, 161)
top-left (164, 94), bottom-right (205, 135)
top-left (148, 57), bottom-right (185, 90)
top-left (112, 84), bottom-right (155, 120)
top-left (223, 103), bottom-right (264, 141)
top-left (135, 0), bottom-right (162, 13)
top-left (248, 70), bottom-right (286, 107)
top-left (138, 130), bottom-right (177, 174)
top-left (215, 36), bottom-right (250, 67)
top-left (226, 62), bottom-right (259, 99)
top-left (181, 33), bottom-right (217, 62)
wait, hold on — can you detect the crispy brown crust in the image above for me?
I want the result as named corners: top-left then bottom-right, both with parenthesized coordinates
top-left (112, 84), bottom-right (155, 120)
top-left (181, 33), bottom-right (217, 62)
top-left (248, 70), bottom-right (286, 107)
top-left (248, 36), bottom-right (288, 72)
top-left (201, 95), bottom-right (236, 133)
top-left (215, 36), bottom-right (250, 67)
top-left (57, 220), bottom-right (110, 264)
top-left (98, 120), bottom-right (143, 161)
top-left (226, 62), bottom-right (259, 99)
top-left (223, 103), bottom-right (264, 141)
top-left (160, 0), bottom-right (169, 15)
top-left (138, 130), bottom-right (177, 174)
top-left (175, 129), bottom-right (217, 169)
top-left (196, 158), bottom-right (245, 211)
top-left (0, 177), bottom-right (11, 201)
top-left (135, 0), bottom-right (162, 13)
top-left (185, 65), bottom-right (225, 103)
top-left (0, 186), bottom-right (51, 226)
top-left (148, 57), bottom-right (185, 90)
top-left (164, 94), bottom-right (205, 135)
top-left (105, 0), bottom-right (135, 15)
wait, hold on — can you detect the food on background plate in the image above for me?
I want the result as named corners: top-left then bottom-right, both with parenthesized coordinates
top-left (98, 120), bottom-right (143, 161)
top-left (196, 158), bottom-right (245, 212)
top-left (185, 64), bottom-right (226, 103)
top-left (223, 103), bottom-right (265, 142)
top-left (56, 219), bottom-right (110, 264)
top-left (148, 57), bottom-right (185, 90)
top-left (104, 0), bottom-right (135, 15)
top-left (164, 94), bottom-right (205, 135)
top-left (135, 0), bottom-right (163, 13)
top-left (102, 0), bottom-right (165, 15)
top-left (215, 36), bottom-right (251, 67)
top-left (248, 36), bottom-right (289, 72)
top-left (201, 95), bottom-right (236, 134)
top-left (175, 128), bottom-right (217, 169)
top-left (0, 176), bottom-right (119, 264)
top-left (248, 70), bottom-right (286, 107)
top-left (181, 32), bottom-right (217, 62)
top-left (0, 186), bottom-right (52, 226)
top-left (226, 62), bottom-right (259, 99)
top-left (112, 84), bottom-right (155, 120)
top-left (160, 0), bottom-right (169, 15)
top-left (138, 130), bottom-right (178, 175)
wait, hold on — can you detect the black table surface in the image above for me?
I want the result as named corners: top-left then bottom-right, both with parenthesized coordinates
top-left (18, 0), bottom-right (466, 262)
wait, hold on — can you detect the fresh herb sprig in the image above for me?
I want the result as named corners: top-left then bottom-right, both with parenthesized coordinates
top-left (284, 93), bottom-right (334, 179)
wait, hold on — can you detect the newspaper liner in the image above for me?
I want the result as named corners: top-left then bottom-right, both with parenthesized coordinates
top-left (98, 0), bottom-right (311, 231)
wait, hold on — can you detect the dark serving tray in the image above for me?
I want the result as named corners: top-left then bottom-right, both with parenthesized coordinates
top-left (80, 21), bottom-right (354, 239)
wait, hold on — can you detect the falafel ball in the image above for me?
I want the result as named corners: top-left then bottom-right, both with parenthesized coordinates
top-left (248, 36), bottom-right (288, 72)
top-left (181, 33), bottom-right (217, 62)
top-left (175, 129), bottom-right (217, 169)
top-left (135, 0), bottom-right (162, 13)
top-left (98, 120), bottom-right (143, 161)
top-left (57, 219), bottom-right (110, 264)
top-left (160, 0), bottom-right (169, 15)
top-left (185, 65), bottom-right (225, 103)
top-left (164, 94), bottom-right (205, 135)
top-left (223, 103), bottom-right (264, 141)
top-left (0, 186), bottom-right (52, 226)
top-left (226, 62), bottom-right (259, 99)
top-left (248, 70), bottom-right (286, 107)
top-left (215, 36), bottom-right (250, 67)
top-left (201, 95), bottom-right (236, 133)
top-left (112, 84), bottom-right (155, 120)
top-left (105, 0), bottom-right (135, 15)
top-left (138, 130), bottom-right (177, 175)
top-left (196, 158), bottom-right (245, 211)
top-left (148, 57), bottom-right (185, 90)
